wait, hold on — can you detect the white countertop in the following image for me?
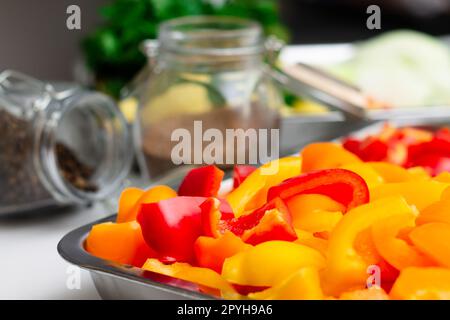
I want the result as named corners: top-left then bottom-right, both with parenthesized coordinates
top-left (0, 204), bottom-right (112, 299)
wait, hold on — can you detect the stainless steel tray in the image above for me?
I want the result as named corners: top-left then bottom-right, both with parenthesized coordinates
top-left (57, 214), bottom-right (215, 300)
top-left (58, 118), bottom-right (450, 300)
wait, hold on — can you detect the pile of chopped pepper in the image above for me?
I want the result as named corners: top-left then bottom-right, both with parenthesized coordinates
top-left (86, 136), bottom-right (450, 300)
top-left (343, 123), bottom-right (450, 176)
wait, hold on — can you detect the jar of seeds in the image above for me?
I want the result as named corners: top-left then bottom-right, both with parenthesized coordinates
top-left (0, 71), bottom-right (132, 215)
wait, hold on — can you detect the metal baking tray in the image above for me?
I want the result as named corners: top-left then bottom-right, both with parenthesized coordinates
top-left (58, 118), bottom-right (450, 300)
top-left (57, 214), bottom-right (216, 300)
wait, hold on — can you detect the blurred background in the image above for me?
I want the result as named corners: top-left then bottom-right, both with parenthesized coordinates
top-left (1, 0), bottom-right (449, 86)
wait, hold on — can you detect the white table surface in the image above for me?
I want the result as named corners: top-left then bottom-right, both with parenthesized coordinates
top-left (0, 203), bottom-right (112, 299)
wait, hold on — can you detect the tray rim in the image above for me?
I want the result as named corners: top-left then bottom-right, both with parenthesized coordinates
top-left (57, 214), bottom-right (216, 300)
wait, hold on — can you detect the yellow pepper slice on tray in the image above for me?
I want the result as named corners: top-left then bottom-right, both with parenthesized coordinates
top-left (323, 196), bottom-right (414, 296)
top-left (142, 258), bottom-right (235, 293)
top-left (226, 156), bottom-right (301, 216)
top-left (390, 267), bottom-right (450, 300)
top-left (248, 267), bottom-right (324, 300)
top-left (409, 222), bottom-right (450, 268)
top-left (371, 214), bottom-right (434, 270)
top-left (222, 240), bottom-right (325, 287)
top-left (371, 181), bottom-right (449, 211)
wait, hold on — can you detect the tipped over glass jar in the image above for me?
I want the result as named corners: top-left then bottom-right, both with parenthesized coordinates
top-left (0, 71), bottom-right (132, 215)
top-left (133, 16), bottom-right (283, 180)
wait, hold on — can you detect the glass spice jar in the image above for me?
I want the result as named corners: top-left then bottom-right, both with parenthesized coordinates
top-left (134, 16), bottom-right (283, 180)
top-left (0, 71), bottom-right (132, 215)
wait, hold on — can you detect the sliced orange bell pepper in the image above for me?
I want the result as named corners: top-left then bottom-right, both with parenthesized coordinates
top-left (142, 258), bottom-right (235, 293)
top-left (294, 229), bottom-right (328, 256)
top-left (86, 221), bottom-right (156, 267)
top-left (367, 162), bottom-right (413, 183)
top-left (117, 187), bottom-right (144, 223)
top-left (117, 185), bottom-right (177, 223)
top-left (371, 181), bottom-right (449, 211)
top-left (416, 198), bottom-right (450, 225)
top-left (248, 267), bottom-right (324, 300)
top-left (390, 267), bottom-right (450, 300)
top-left (226, 156), bottom-right (302, 216)
top-left (372, 214), bottom-right (434, 270)
top-left (323, 196), bottom-right (414, 296)
top-left (194, 232), bottom-right (251, 273)
top-left (301, 142), bottom-right (361, 173)
top-left (339, 286), bottom-right (389, 300)
top-left (221, 240), bottom-right (325, 287)
top-left (409, 223), bottom-right (450, 268)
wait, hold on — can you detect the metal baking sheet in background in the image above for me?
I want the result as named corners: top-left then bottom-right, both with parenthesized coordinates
top-left (280, 41), bottom-right (450, 122)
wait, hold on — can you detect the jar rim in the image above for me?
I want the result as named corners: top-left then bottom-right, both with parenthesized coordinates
top-left (157, 16), bottom-right (265, 57)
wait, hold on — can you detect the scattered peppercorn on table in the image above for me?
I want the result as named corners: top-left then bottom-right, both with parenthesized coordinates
top-left (86, 124), bottom-right (450, 300)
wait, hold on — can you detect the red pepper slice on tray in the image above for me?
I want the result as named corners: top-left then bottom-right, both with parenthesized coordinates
top-left (407, 133), bottom-right (450, 176)
top-left (137, 196), bottom-right (232, 263)
top-left (267, 168), bottom-right (369, 211)
top-left (178, 165), bottom-right (224, 197)
top-left (233, 165), bottom-right (257, 189)
top-left (201, 197), bottom-right (297, 245)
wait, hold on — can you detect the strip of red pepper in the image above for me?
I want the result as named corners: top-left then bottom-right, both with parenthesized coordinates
top-left (267, 168), bottom-right (369, 212)
top-left (201, 197), bottom-right (297, 245)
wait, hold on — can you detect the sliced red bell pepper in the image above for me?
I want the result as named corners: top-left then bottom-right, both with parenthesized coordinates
top-left (178, 165), bottom-right (224, 197)
top-left (240, 200), bottom-right (297, 245)
top-left (407, 134), bottom-right (450, 176)
top-left (267, 168), bottom-right (369, 211)
top-left (200, 198), bottom-right (234, 238)
top-left (201, 197), bottom-right (297, 245)
top-left (233, 165), bottom-right (257, 189)
top-left (137, 196), bottom-right (233, 263)
top-left (137, 196), bottom-right (206, 263)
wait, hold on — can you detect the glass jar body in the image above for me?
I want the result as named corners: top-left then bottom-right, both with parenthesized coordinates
top-left (0, 71), bottom-right (131, 215)
top-left (135, 17), bottom-right (282, 180)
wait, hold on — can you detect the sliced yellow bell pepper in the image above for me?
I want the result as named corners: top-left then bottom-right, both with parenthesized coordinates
top-left (407, 167), bottom-right (431, 181)
top-left (372, 214), bottom-right (434, 270)
top-left (222, 241), bottom-right (325, 287)
top-left (433, 171), bottom-right (450, 183)
top-left (417, 198), bottom-right (450, 225)
top-left (227, 156), bottom-right (301, 216)
top-left (248, 267), bottom-right (324, 300)
top-left (390, 267), bottom-right (450, 300)
top-left (371, 181), bottom-right (449, 211)
top-left (339, 286), bottom-right (389, 300)
top-left (323, 196), bottom-right (414, 296)
top-left (340, 162), bottom-right (384, 189)
top-left (294, 229), bottom-right (328, 256)
top-left (367, 162), bottom-right (413, 183)
top-left (142, 258), bottom-right (235, 293)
